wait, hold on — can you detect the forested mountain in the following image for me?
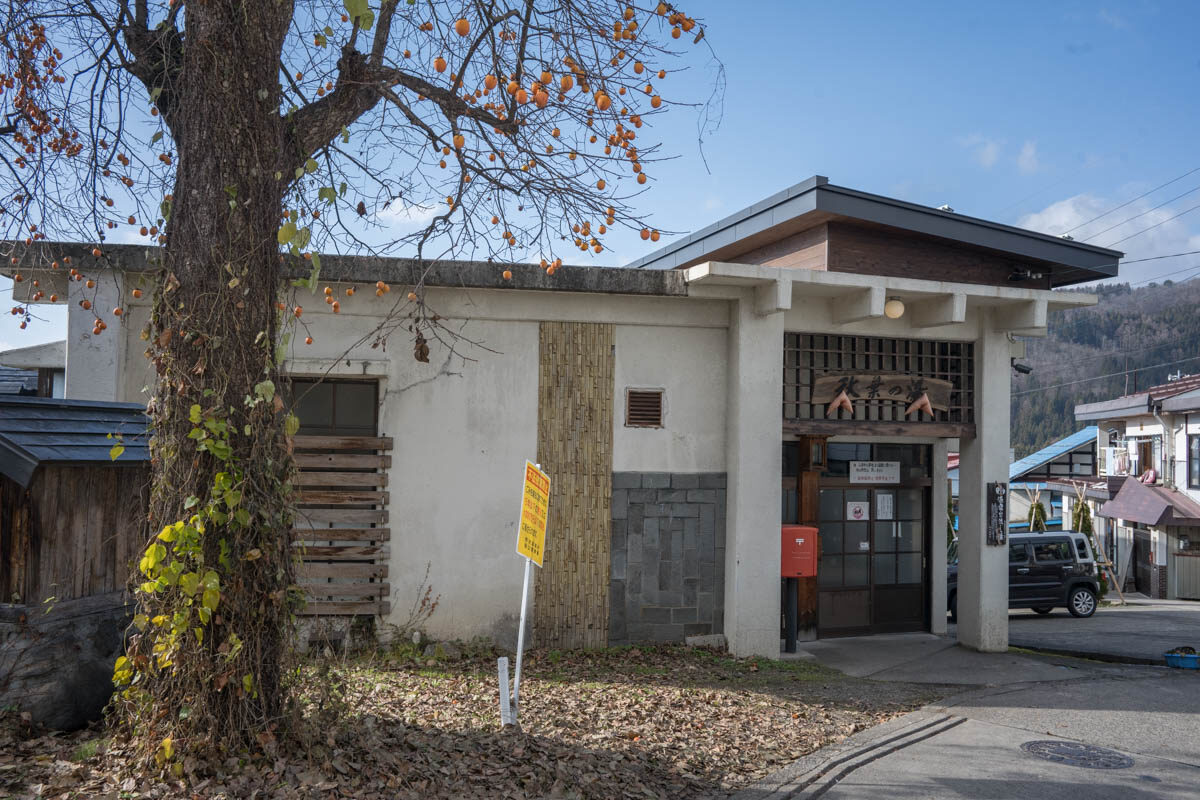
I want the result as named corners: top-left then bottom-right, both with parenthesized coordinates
top-left (1010, 277), bottom-right (1200, 459)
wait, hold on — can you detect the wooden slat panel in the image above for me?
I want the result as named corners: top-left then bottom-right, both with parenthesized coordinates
top-left (294, 508), bottom-right (387, 526)
top-left (292, 527), bottom-right (390, 542)
top-left (301, 581), bottom-right (390, 598)
top-left (293, 453), bottom-right (391, 470)
top-left (297, 600), bottom-right (391, 616)
top-left (293, 471), bottom-right (388, 487)
top-left (533, 322), bottom-right (614, 649)
top-left (299, 563), bottom-right (388, 579)
top-left (296, 490), bottom-right (389, 505)
top-left (293, 544), bottom-right (384, 560)
top-left (293, 435), bottom-right (394, 450)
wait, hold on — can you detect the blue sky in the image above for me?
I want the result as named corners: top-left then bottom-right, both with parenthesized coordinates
top-left (3, 0), bottom-right (1198, 351)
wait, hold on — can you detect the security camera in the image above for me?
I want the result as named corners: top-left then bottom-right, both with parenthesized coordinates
top-left (1012, 361), bottom-right (1033, 375)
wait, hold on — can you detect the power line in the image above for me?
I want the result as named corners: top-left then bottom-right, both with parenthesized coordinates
top-left (1105, 201), bottom-right (1200, 248)
top-left (1022, 328), bottom-right (1200, 374)
top-left (1082, 183), bottom-right (1200, 242)
top-left (1012, 353), bottom-right (1200, 396)
top-left (1128, 263), bottom-right (1200, 287)
top-left (1062, 166), bottom-right (1200, 235)
top-left (1117, 249), bottom-right (1200, 265)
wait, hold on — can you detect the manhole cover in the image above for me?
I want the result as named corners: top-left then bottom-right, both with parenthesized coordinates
top-left (1020, 741), bottom-right (1134, 770)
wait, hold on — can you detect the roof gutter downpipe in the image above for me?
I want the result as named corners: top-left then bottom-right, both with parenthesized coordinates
top-left (1152, 403), bottom-right (1175, 489)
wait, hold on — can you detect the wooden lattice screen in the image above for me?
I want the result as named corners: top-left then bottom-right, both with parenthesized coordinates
top-left (293, 435), bottom-right (392, 616)
top-left (784, 333), bottom-right (976, 423)
top-left (534, 322), bottom-right (614, 649)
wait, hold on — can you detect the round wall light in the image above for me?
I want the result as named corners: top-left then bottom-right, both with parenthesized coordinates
top-left (884, 296), bottom-right (905, 319)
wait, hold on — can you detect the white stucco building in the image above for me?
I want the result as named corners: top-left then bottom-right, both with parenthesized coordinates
top-left (3, 176), bottom-right (1125, 657)
top-left (1073, 375), bottom-right (1200, 600)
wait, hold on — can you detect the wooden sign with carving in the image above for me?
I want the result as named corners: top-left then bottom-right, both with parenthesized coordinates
top-left (812, 374), bottom-right (953, 419)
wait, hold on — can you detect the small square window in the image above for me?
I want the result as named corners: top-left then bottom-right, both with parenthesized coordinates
top-left (625, 388), bottom-right (664, 428)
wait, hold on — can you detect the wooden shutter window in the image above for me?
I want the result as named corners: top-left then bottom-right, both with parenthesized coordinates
top-left (626, 389), bottom-right (664, 428)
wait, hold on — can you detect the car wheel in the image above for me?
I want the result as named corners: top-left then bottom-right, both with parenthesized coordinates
top-left (948, 593), bottom-right (957, 623)
top-left (1067, 586), bottom-right (1097, 618)
top-left (1032, 607), bottom-right (1053, 615)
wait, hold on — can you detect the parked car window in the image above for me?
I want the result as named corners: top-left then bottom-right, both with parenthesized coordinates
top-left (1074, 538), bottom-right (1090, 560)
top-left (1033, 541), bottom-right (1072, 563)
top-left (1009, 543), bottom-right (1029, 563)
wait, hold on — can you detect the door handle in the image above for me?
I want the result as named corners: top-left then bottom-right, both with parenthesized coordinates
top-left (1016, 568), bottom-right (1030, 574)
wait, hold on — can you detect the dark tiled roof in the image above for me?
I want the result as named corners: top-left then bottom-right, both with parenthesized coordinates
top-left (1098, 477), bottom-right (1200, 528)
top-left (0, 395), bottom-right (149, 487)
top-left (0, 365), bottom-right (37, 395)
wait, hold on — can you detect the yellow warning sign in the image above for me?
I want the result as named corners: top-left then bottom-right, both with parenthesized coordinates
top-left (516, 461), bottom-right (550, 566)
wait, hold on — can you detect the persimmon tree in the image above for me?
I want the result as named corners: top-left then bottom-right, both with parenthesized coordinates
top-left (1, 0), bottom-right (715, 764)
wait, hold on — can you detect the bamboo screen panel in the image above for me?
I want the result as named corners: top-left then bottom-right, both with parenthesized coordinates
top-left (784, 333), bottom-right (975, 423)
top-left (534, 321), bottom-right (615, 649)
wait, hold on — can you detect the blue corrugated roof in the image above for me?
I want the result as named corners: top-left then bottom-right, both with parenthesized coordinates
top-left (1009, 426), bottom-right (1097, 480)
top-left (0, 395), bottom-right (149, 487)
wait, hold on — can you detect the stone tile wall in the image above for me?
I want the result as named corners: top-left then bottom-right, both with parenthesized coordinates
top-left (608, 472), bottom-right (726, 644)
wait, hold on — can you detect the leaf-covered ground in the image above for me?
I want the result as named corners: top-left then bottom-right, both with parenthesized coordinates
top-left (0, 643), bottom-right (951, 799)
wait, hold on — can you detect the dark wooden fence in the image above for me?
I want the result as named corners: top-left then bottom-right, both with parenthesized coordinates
top-left (0, 465), bottom-right (148, 606)
top-left (293, 435), bottom-right (392, 616)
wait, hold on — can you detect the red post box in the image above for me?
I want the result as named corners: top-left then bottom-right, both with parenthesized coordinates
top-left (781, 525), bottom-right (818, 577)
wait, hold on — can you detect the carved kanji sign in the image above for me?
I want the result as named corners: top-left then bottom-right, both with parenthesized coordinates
top-left (812, 374), bottom-right (953, 418)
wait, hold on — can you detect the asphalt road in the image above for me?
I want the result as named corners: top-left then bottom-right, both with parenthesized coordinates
top-left (810, 666), bottom-right (1200, 799)
top-left (950, 601), bottom-right (1200, 664)
top-left (738, 630), bottom-right (1200, 800)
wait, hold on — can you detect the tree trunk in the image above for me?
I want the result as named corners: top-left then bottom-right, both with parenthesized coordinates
top-left (124, 2), bottom-right (299, 758)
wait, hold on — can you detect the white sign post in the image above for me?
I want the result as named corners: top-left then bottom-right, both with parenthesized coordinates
top-left (498, 461), bottom-right (550, 729)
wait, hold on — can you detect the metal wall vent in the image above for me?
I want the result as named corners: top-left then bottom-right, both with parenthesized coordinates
top-left (626, 389), bottom-right (664, 428)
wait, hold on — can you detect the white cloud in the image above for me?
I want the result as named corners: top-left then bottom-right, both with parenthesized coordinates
top-left (1017, 141), bottom-right (1039, 175)
top-left (377, 201), bottom-right (439, 227)
top-left (958, 134), bottom-right (1002, 169)
top-left (1018, 192), bottom-right (1200, 283)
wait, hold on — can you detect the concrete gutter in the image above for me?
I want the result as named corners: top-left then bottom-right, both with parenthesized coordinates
top-left (1, 241), bottom-right (689, 299)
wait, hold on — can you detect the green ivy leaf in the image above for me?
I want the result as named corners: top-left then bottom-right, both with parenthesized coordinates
top-left (304, 158), bottom-right (319, 174)
top-left (254, 380), bottom-right (276, 402)
top-left (151, 131), bottom-right (163, 144)
top-left (188, 404), bottom-right (202, 424)
top-left (277, 221), bottom-right (297, 245)
top-left (202, 588), bottom-right (220, 612)
top-left (109, 444), bottom-right (125, 461)
top-left (285, 413), bottom-right (301, 437)
top-left (179, 572), bottom-right (200, 596)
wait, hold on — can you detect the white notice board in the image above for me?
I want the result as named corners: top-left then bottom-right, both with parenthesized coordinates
top-left (849, 461), bottom-right (900, 484)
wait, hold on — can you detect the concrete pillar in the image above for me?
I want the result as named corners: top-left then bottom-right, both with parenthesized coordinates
top-left (930, 438), bottom-right (949, 635)
top-left (956, 316), bottom-right (1010, 652)
top-left (723, 289), bottom-right (784, 658)
top-left (65, 269), bottom-right (123, 401)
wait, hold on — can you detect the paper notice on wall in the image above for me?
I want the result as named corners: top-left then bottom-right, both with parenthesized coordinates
top-left (846, 501), bottom-right (870, 522)
top-left (876, 493), bottom-right (894, 520)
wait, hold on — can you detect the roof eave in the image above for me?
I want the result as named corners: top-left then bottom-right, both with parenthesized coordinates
top-left (627, 177), bottom-right (1123, 283)
top-left (0, 437), bottom-right (37, 487)
top-left (1075, 395), bottom-right (1151, 422)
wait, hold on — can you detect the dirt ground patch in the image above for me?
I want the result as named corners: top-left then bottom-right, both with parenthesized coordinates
top-left (0, 643), bottom-right (952, 799)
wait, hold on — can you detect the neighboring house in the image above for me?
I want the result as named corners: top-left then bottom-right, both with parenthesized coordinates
top-left (2, 175), bottom-right (1123, 657)
top-left (1074, 375), bottom-right (1200, 600)
top-left (0, 395), bottom-right (148, 729)
top-left (947, 426), bottom-right (1097, 533)
top-left (0, 340), bottom-right (66, 397)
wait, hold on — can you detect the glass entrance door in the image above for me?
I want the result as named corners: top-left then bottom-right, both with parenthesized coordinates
top-left (817, 486), bottom-right (928, 635)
